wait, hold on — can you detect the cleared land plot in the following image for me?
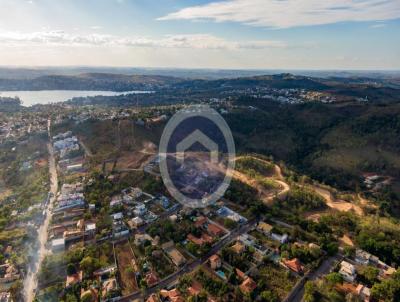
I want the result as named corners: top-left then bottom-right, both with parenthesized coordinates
top-left (115, 241), bottom-right (138, 295)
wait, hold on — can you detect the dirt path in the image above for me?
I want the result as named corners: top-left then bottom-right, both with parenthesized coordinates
top-left (312, 186), bottom-right (363, 215)
top-left (233, 156), bottom-right (290, 204)
top-left (233, 156), bottom-right (363, 215)
top-left (79, 140), bottom-right (93, 157)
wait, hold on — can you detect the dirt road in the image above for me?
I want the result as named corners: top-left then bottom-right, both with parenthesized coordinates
top-left (232, 156), bottom-right (290, 204)
top-left (24, 120), bottom-right (58, 302)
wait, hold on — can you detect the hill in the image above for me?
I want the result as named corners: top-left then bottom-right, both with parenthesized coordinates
top-left (0, 73), bottom-right (181, 91)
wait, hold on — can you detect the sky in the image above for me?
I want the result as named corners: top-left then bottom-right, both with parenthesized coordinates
top-left (0, 0), bottom-right (399, 70)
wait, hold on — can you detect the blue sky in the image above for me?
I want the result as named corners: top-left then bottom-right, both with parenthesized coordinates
top-left (0, 0), bottom-right (399, 69)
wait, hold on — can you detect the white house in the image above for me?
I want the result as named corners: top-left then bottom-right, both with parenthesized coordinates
top-left (339, 261), bottom-right (357, 283)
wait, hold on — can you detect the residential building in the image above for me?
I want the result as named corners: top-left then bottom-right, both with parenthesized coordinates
top-left (209, 254), bottom-right (221, 270)
top-left (339, 261), bottom-right (357, 283)
top-left (239, 277), bottom-right (257, 294)
top-left (257, 221), bottom-right (273, 235)
top-left (52, 238), bottom-right (65, 252)
top-left (271, 232), bottom-right (288, 244)
top-left (282, 258), bottom-right (304, 274)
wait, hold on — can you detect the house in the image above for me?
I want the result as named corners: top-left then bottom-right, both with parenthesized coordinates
top-left (162, 241), bottom-right (186, 267)
top-left (355, 249), bottom-right (372, 265)
top-left (146, 293), bottom-right (160, 302)
top-left (168, 249), bottom-right (186, 267)
top-left (339, 261), bottom-right (357, 283)
top-left (240, 277), bottom-right (257, 294)
top-left (111, 212), bottom-right (123, 220)
top-left (337, 283), bottom-right (371, 302)
top-left (381, 267), bottom-right (396, 279)
top-left (89, 204), bottom-right (96, 212)
top-left (209, 254), bottom-right (221, 270)
top-left (356, 284), bottom-right (371, 302)
top-left (159, 196), bottom-right (170, 209)
top-left (187, 233), bottom-right (213, 245)
top-left (101, 278), bottom-right (118, 299)
top-left (283, 258), bottom-right (304, 274)
top-left (257, 222), bottom-right (273, 235)
top-left (51, 238), bottom-right (65, 252)
top-left (271, 232), bottom-right (288, 244)
top-left (145, 272), bottom-right (159, 286)
top-left (85, 223), bottom-right (96, 236)
top-left (207, 223), bottom-right (224, 237)
top-left (130, 217), bottom-right (144, 228)
top-left (134, 233), bottom-right (154, 246)
top-left (110, 198), bottom-right (122, 208)
top-left (231, 241), bottom-right (245, 254)
top-left (160, 288), bottom-right (184, 302)
top-left (239, 234), bottom-right (255, 247)
top-left (236, 268), bottom-right (247, 280)
top-left (0, 292), bottom-right (11, 302)
top-left (66, 271), bottom-right (83, 287)
top-left (216, 206), bottom-right (247, 223)
top-left (187, 281), bottom-right (203, 296)
top-left (134, 204), bottom-right (147, 217)
top-left (194, 216), bottom-right (207, 228)
top-left (0, 262), bottom-right (20, 284)
top-left (187, 281), bottom-right (202, 297)
top-left (94, 266), bottom-right (117, 279)
top-left (66, 163), bottom-right (83, 173)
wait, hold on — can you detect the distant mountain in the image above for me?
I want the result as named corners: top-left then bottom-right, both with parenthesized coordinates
top-left (0, 66), bottom-right (399, 80)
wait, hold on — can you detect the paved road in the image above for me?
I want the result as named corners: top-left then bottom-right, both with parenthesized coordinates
top-left (120, 219), bottom-right (257, 301)
top-left (290, 254), bottom-right (342, 302)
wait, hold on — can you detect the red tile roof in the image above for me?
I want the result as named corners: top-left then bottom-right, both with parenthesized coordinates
top-left (188, 281), bottom-right (202, 296)
top-left (283, 258), bottom-right (304, 273)
top-left (240, 277), bottom-right (257, 294)
top-left (207, 223), bottom-right (224, 236)
top-left (145, 272), bottom-right (159, 286)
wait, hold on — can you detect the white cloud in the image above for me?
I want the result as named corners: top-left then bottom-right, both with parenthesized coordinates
top-left (0, 31), bottom-right (287, 50)
top-left (158, 0), bottom-right (400, 28)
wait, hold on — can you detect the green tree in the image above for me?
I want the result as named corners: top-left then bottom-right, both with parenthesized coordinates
top-left (371, 271), bottom-right (400, 301)
top-left (81, 292), bottom-right (93, 302)
top-left (260, 290), bottom-right (278, 302)
top-left (326, 272), bottom-right (344, 287)
top-left (79, 256), bottom-right (100, 276)
top-left (304, 281), bottom-right (317, 302)
top-left (66, 263), bottom-right (77, 276)
top-left (359, 266), bottom-right (379, 285)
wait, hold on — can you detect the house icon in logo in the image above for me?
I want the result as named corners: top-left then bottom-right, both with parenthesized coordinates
top-left (176, 129), bottom-right (219, 165)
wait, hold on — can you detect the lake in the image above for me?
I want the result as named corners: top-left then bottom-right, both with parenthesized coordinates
top-left (0, 90), bottom-right (152, 106)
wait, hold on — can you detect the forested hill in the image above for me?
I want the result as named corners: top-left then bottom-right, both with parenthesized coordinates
top-left (0, 72), bottom-right (399, 104)
top-left (0, 97), bottom-right (22, 112)
top-left (0, 73), bottom-right (181, 91)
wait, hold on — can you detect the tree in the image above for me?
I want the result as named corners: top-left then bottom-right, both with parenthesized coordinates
top-left (303, 281), bottom-right (317, 302)
top-left (343, 246), bottom-right (355, 258)
top-left (260, 290), bottom-right (278, 302)
top-left (79, 256), bottom-right (100, 276)
top-left (359, 266), bottom-right (379, 285)
top-left (66, 263), bottom-right (77, 276)
top-left (81, 292), bottom-right (93, 302)
top-left (371, 271), bottom-right (400, 301)
top-left (326, 272), bottom-right (343, 287)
